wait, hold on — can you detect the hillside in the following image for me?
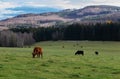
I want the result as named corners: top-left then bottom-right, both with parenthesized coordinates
top-left (0, 5), bottom-right (120, 29)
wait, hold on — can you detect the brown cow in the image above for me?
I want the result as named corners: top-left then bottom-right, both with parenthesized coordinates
top-left (32, 47), bottom-right (43, 58)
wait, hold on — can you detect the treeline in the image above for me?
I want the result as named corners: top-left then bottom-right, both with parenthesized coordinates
top-left (63, 23), bottom-right (120, 41)
top-left (1, 23), bottom-right (120, 47)
top-left (10, 23), bottom-right (120, 42)
top-left (0, 31), bottom-right (35, 47)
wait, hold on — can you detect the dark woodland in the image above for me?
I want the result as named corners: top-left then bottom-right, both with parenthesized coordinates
top-left (0, 22), bottom-right (120, 47)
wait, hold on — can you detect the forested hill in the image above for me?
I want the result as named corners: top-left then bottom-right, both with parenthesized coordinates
top-left (0, 5), bottom-right (120, 29)
top-left (10, 23), bottom-right (120, 42)
top-left (0, 23), bottom-right (120, 47)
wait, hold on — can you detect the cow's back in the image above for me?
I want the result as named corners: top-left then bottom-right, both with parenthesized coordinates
top-left (34, 47), bottom-right (42, 53)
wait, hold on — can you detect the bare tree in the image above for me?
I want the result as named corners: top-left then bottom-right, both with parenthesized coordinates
top-left (0, 30), bottom-right (35, 47)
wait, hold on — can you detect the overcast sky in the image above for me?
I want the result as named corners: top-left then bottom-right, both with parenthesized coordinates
top-left (0, 0), bottom-right (120, 20)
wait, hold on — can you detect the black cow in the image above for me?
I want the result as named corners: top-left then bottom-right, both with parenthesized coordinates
top-left (75, 50), bottom-right (84, 56)
top-left (95, 51), bottom-right (99, 55)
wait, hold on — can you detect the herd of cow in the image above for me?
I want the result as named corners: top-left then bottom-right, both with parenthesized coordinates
top-left (75, 50), bottom-right (99, 55)
top-left (32, 47), bottom-right (99, 58)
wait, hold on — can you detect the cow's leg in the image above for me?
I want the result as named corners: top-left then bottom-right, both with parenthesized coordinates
top-left (37, 53), bottom-right (40, 58)
top-left (82, 53), bottom-right (84, 56)
top-left (41, 53), bottom-right (43, 58)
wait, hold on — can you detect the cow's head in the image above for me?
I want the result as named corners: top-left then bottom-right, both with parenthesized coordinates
top-left (32, 52), bottom-right (35, 58)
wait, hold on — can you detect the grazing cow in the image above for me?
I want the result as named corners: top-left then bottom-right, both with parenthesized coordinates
top-left (95, 51), bottom-right (99, 55)
top-left (32, 47), bottom-right (43, 58)
top-left (62, 46), bottom-right (65, 48)
top-left (75, 50), bottom-right (84, 56)
top-left (81, 46), bottom-right (83, 48)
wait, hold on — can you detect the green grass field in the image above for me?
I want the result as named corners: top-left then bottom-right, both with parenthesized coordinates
top-left (0, 41), bottom-right (120, 79)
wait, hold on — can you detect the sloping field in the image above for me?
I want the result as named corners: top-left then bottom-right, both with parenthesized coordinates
top-left (0, 41), bottom-right (120, 79)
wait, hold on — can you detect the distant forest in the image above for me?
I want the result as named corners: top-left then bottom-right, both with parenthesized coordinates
top-left (0, 22), bottom-right (120, 47)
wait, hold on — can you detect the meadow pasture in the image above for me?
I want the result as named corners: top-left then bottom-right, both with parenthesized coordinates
top-left (0, 41), bottom-right (120, 79)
